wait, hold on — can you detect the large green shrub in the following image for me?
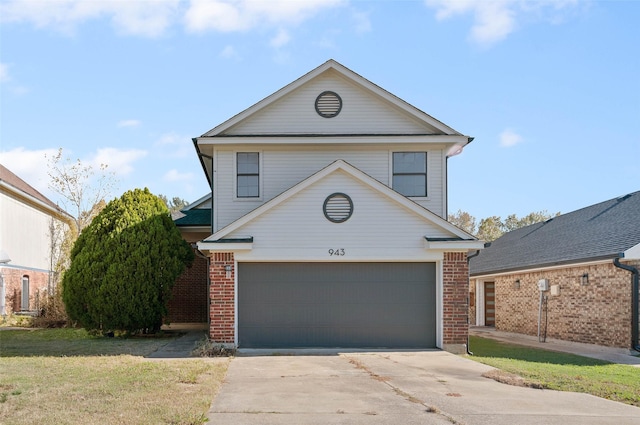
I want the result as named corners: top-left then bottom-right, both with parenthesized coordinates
top-left (62, 188), bottom-right (194, 333)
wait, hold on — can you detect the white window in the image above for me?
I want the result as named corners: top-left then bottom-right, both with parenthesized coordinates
top-left (21, 276), bottom-right (29, 311)
top-left (236, 152), bottom-right (260, 198)
top-left (392, 152), bottom-right (427, 197)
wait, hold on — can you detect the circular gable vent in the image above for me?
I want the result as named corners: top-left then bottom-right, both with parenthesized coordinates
top-left (323, 193), bottom-right (353, 223)
top-left (315, 91), bottom-right (342, 118)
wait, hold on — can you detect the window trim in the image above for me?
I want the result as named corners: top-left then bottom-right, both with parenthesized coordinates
top-left (390, 151), bottom-right (428, 198)
top-left (21, 275), bottom-right (29, 311)
top-left (234, 151), bottom-right (263, 201)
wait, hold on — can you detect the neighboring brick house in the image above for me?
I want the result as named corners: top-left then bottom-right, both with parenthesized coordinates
top-left (175, 60), bottom-right (483, 353)
top-left (0, 164), bottom-right (72, 316)
top-left (469, 191), bottom-right (640, 351)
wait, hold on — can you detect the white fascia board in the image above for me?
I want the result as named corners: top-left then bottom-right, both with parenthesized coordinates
top-left (182, 193), bottom-right (212, 211)
top-left (623, 243), bottom-right (640, 260)
top-left (197, 242), bottom-right (253, 252)
top-left (194, 135), bottom-right (469, 146)
top-left (425, 240), bottom-right (486, 251)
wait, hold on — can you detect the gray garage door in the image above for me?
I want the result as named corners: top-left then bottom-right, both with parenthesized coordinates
top-left (238, 262), bottom-right (436, 348)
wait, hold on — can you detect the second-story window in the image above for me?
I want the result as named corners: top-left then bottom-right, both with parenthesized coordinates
top-left (237, 152), bottom-right (260, 198)
top-left (392, 152), bottom-right (427, 197)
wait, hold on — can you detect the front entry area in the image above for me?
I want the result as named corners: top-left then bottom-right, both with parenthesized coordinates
top-left (237, 262), bottom-right (437, 348)
top-left (484, 281), bottom-right (495, 327)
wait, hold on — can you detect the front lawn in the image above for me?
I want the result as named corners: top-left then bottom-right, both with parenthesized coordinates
top-left (468, 336), bottom-right (640, 407)
top-left (0, 328), bottom-right (228, 425)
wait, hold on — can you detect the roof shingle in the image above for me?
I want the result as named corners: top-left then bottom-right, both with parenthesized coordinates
top-left (470, 191), bottom-right (640, 275)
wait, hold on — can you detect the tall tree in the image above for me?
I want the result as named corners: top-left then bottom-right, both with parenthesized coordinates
top-left (159, 195), bottom-right (189, 213)
top-left (46, 148), bottom-right (117, 233)
top-left (504, 210), bottom-right (560, 232)
top-left (448, 209), bottom-right (477, 235)
top-left (62, 188), bottom-right (194, 333)
top-left (476, 216), bottom-right (505, 242)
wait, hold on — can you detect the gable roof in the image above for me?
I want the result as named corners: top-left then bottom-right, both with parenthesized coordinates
top-left (0, 163), bottom-right (70, 219)
top-left (202, 159), bottom-right (479, 246)
top-left (173, 209), bottom-right (211, 227)
top-left (201, 59), bottom-right (466, 138)
top-left (470, 191), bottom-right (640, 276)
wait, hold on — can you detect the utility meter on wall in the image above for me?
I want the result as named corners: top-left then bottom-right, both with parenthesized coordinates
top-left (538, 279), bottom-right (549, 291)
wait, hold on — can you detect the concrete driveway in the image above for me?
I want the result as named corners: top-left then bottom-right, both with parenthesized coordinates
top-left (207, 351), bottom-right (640, 425)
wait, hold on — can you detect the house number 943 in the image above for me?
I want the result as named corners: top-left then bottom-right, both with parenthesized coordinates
top-left (328, 248), bottom-right (345, 256)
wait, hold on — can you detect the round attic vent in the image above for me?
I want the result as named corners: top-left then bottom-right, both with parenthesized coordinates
top-left (323, 193), bottom-right (353, 223)
top-left (315, 91), bottom-right (342, 118)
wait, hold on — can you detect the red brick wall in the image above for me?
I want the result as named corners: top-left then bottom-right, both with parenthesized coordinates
top-left (209, 252), bottom-right (235, 343)
top-left (1, 267), bottom-right (50, 315)
top-left (443, 252), bottom-right (469, 350)
top-left (166, 251), bottom-right (208, 323)
top-left (489, 260), bottom-right (638, 349)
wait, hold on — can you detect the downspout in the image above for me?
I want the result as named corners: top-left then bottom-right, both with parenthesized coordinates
top-left (613, 255), bottom-right (640, 352)
top-left (465, 249), bottom-right (481, 355)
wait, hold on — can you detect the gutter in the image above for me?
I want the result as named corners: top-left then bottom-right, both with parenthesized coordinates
top-left (613, 255), bottom-right (640, 352)
top-left (465, 249), bottom-right (481, 355)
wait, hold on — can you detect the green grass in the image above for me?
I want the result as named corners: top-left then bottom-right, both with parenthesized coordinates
top-left (0, 328), bottom-right (229, 425)
top-left (468, 336), bottom-right (640, 407)
top-left (0, 328), bottom-right (180, 357)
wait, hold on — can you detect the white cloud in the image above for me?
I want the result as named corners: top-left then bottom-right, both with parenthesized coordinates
top-left (270, 28), bottom-right (290, 48)
top-left (184, 0), bottom-right (345, 33)
top-left (352, 10), bottom-right (372, 35)
top-left (117, 119), bottom-right (141, 128)
top-left (220, 45), bottom-right (239, 59)
top-left (0, 147), bottom-right (58, 195)
top-left (499, 128), bottom-right (523, 147)
top-left (154, 132), bottom-right (193, 157)
top-left (0, 63), bottom-right (10, 83)
top-left (163, 168), bottom-right (194, 182)
top-left (88, 148), bottom-right (148, 176)
top-left (0, 0), bottom-right (180, 38)
top-left (425, 0), bottom-right (582, 47)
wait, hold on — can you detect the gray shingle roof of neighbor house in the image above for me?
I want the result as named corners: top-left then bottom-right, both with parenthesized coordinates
top-left (173, 209), bottom-right (211, 227)
top-left (470, 190), bottom-right (640, 276)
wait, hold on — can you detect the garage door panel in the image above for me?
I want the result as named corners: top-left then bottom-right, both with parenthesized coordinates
top-left (238, 262), bottom-right (436, 348)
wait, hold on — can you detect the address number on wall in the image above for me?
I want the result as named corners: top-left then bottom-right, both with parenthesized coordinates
top-left (328, 248), bottom-right (346, 256)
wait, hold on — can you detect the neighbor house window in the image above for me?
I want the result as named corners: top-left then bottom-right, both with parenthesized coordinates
top-left (392, 152), bottom-right (427, 197)
top-left (237, 152), bottom-right (260, 198)
top-left (21, 276), bottom-right (29, 311)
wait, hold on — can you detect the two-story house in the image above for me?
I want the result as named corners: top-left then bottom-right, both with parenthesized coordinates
top-left (179, 60), bottom-right (483, 353)
top-left (0, 164), bottom-right (72, 317)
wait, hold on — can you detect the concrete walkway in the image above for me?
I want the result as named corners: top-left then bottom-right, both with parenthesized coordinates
top-left (207, 352), bottom-right (640, 425)
top-left (145, 330), bottom-right (207, 359)
top-left (470, 326), bottom-right (640, 366)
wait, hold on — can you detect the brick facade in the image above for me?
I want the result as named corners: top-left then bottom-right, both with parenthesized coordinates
top-left (0, 267), bottom-right (51, 315)
top-left (207, 253), bottom-right (472, 351)
top-left (478, 260), bottom-right (639, 349)
top-left (209, 252), bottom-right (235, 344)
top-left (442, 252), bottom-right (470, 353)
top-left (167, 251), bottom-right (209, 324)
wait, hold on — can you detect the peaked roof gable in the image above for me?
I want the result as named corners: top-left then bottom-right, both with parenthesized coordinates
top-left (470, 191), bottom-right (640, 275)
top-left (0, 163), bottom-right (70, 219)
top-left (204, 160), bottom-right (476, 243)
top-left (201, 59), bottom-right (464, 137)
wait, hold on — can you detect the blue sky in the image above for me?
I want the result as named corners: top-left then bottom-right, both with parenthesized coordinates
top-left (1, 0), bottom-right (638, 221)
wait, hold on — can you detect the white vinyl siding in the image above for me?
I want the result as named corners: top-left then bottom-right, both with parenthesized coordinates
top-left (226, 172), bottom-right (454, 262)
top-left (223, 70), bottom-right (441, 135)
top-left (0, 192), bottom-right (64, 271)
top-left (213, 146), bottom-right (446, 231)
